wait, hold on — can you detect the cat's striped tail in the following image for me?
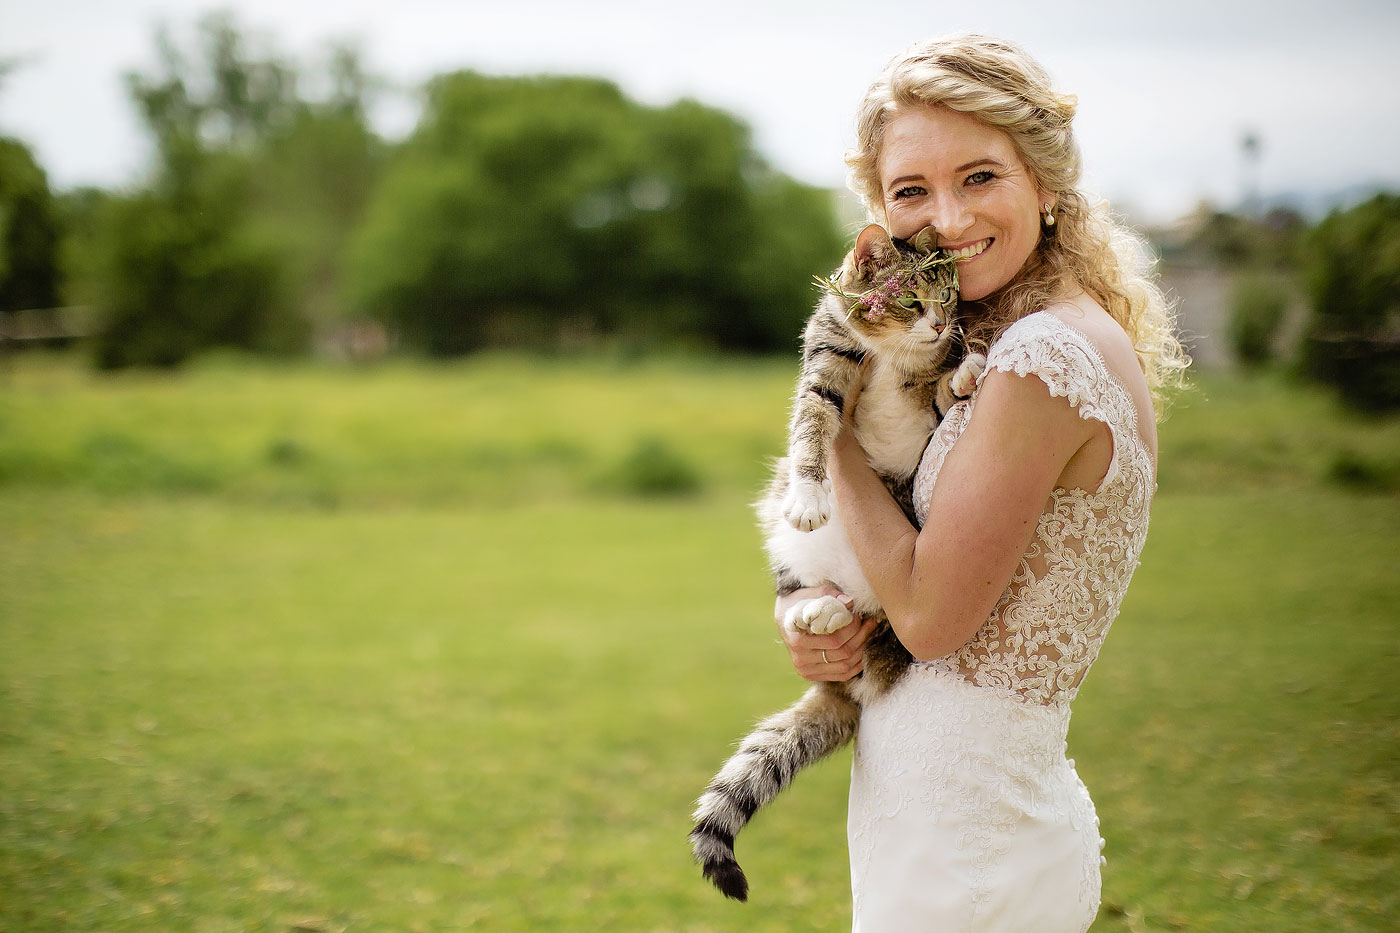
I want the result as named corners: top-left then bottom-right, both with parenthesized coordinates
top-left (689, 681), bottom-right (861, 901)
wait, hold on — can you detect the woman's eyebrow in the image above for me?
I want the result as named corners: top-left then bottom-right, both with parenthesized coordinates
top-left (886, 174), bottom-right (925, 189)
top-left (955, 158), bottom-right (1007, 173)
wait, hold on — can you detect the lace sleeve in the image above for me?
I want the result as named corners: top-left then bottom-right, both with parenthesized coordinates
top-left (977, 312), bottom-right (1139, 491)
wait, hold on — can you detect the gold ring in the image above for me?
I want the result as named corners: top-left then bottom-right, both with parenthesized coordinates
top-left (821, 650), bottom-right (829, 664)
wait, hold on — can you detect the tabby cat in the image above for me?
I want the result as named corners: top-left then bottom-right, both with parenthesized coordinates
top-left (689, 223), bottom-right (986, 901)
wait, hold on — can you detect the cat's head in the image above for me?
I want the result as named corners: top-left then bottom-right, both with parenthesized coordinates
top-left (827, 224), bottom-right (960, 351)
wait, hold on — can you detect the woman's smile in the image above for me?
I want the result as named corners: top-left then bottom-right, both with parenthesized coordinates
top-left (947, 238), bottom-right (992, 261)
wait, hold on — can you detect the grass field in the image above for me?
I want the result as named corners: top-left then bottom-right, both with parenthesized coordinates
top-left (1, 351), bottom-right (1397, 931)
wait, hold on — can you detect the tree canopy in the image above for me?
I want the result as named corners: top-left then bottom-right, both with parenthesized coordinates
top-left (41, 15), bottom-right (845, 366)
top-left (346, 71), bottom-right (843, 355)
top-left (1301, 193), bottom-right (1400, 410)
top-left (0, 137), bottom-right (60, 314)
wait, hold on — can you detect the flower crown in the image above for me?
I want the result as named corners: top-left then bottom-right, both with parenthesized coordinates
top-left (813, 246), bottom-right (960, 322)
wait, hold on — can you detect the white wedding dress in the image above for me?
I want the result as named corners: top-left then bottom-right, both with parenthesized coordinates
top-left (847, 312), bottom-right (1156, 932)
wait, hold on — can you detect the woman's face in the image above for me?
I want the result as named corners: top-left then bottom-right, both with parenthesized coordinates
top-left (877, 106), bottom-right (1048, 302)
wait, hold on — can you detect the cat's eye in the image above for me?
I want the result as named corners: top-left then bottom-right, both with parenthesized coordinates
top-left (896, 293), bottom-right (918, 309)
top-left (939, 288), bottom-right (952, 303)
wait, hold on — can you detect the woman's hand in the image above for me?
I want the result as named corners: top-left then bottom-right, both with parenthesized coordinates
top-left (774, 586), bottom-right (879, 682)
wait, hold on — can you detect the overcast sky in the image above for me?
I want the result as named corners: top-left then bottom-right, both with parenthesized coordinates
top-left (4, 0), bottom-right (1399, 222)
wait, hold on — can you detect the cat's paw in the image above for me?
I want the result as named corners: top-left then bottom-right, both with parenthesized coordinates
top-left (783, 477), bottom-right (831, 532)
top-left (951, 352), bottom-right (987, 399)
top-left (784, 595), bottom-right (854, 636)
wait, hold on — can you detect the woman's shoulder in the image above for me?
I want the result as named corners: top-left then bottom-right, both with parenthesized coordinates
top-left (987, 298), bottom-right (1159, 462)
top-left (982, 299), bottom-right (1154, 428)
top-left (993, 298), bottom-right (1118, 354)
top-left (989, 300), bottom-right (1140, 389)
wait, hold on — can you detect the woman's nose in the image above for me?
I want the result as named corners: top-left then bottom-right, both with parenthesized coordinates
top-left (926, 193), bottom-right (972, 242)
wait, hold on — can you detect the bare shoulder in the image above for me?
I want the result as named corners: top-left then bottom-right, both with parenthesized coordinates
top-left (1040, 295), bottom-right (1159, 454)
top-left (1038, 297), bottom-right (1135, 371)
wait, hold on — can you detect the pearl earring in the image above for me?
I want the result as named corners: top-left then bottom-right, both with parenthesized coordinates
top-left (1042, 204), bottom-right (1055, 227)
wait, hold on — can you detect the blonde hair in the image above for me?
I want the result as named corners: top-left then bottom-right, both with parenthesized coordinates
top-left (846, 34), bottom-right (1188, 403)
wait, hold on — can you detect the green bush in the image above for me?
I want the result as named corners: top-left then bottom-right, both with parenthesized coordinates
top-left (87, 180), bottom-right (298, 369)
top-left (1301, 193), bottom-right (1400, 411)
top-left (1325, 448), bottom-right (1399, 491)
top-left (1227, 274), bottom-right (1288, 366)
top-left (0, 137), bottom-right (61, 313)
top-left (595, 436), bottom-right (702, 498)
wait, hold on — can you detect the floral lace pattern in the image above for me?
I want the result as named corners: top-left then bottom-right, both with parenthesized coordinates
top-left (848, 312), bottom-right (1150, 930)
top-left (910, 311), bottom-right (1155, 708)
top-left (849, 669), bottom-right (1102, 930)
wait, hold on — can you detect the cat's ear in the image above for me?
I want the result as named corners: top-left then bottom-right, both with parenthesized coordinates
top-left (853, 224), bottom-right (897, 269)
top-left (911, 225), bottom-right (938, 255)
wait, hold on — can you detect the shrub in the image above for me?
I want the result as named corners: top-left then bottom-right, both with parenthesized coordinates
top-left (1228, 274), bottom-right (1288, 366)
top-left (596, 436), bottom-right (702, 498)
top-left (1324, 448), bottom-right (1399, 491)
top-left (1300, 193), bottom-right (1400, 411)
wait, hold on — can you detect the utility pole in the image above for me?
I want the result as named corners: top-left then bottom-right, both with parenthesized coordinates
top-left (1240, 131), bottom-right (1262, 220)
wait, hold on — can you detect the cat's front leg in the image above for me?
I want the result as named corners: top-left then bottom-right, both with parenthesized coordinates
top-left (950, 352), bottom-right (987, 399)
top-left (935, 352), bottom-right (988, 413)
top-left (782, 594), bottom-right (854, 636)
top-left (782, 475), bottom-right (832, 532)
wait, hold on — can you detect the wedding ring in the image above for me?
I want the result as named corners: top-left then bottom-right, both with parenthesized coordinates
top-left (821, 650), bottom-right (830, 664)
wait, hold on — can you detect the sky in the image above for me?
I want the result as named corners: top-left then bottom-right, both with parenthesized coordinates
top-left (3, 0), bottom-right (1399, 222)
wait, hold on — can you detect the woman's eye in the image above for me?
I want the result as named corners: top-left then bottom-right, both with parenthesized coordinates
top-left (966, 171), bottom-right (996, 186)
top-left (892, 185), bottom-right (926, 200)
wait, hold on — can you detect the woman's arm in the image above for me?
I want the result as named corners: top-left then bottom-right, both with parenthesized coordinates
top-left (830, 367), bottom-right (1099, 660)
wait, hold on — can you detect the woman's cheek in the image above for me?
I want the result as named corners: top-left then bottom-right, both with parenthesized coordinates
top-left (885, 205), bottom-right (919, 239)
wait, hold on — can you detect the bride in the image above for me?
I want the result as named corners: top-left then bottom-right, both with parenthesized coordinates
top-left (775, 35), bottom-right (1186, 931)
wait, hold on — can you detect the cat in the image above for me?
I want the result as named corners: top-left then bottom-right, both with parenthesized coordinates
top-left (689, 223), bottom-right (986, 901)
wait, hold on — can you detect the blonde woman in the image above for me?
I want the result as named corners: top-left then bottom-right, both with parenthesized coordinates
top-left (776, 35), bottom-right (1186, 930)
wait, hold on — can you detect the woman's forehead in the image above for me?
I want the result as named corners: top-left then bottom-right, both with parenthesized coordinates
top-left (880, 107), bottom-right (1017, 172)
top-left (884, 107), bottom-right (1008, 156)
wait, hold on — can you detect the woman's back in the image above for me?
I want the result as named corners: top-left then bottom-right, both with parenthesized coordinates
top-left (910, 308), bottom-right (1156, 706)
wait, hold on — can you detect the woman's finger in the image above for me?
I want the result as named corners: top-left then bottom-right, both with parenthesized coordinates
top-left (788, 616), bottom-right (878, 682)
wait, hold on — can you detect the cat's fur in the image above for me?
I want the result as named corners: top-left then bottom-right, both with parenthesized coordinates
top-left (690, 223), bottom-right (986, 901)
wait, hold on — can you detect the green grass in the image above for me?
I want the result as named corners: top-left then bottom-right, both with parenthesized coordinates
top-left (1, 352), bottom-right (1397, 931)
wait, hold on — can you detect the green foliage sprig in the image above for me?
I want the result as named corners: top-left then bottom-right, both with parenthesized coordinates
top-left (813, 247), bottom-right (959, 322)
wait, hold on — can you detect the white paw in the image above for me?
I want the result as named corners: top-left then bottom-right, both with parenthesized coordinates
top-left (784, 595), bottom-right (853, 636)
top-left (783, 477), bottom-right (831, 532)
top-left (951, 353), bottom-right (987, 398)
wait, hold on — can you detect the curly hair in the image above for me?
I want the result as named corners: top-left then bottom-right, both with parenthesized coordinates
top-left (846, 34), bottom-right (1188, 402)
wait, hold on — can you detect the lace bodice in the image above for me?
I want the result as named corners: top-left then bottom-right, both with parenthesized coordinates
top-left (911, 311), bottom-right (1155, 708)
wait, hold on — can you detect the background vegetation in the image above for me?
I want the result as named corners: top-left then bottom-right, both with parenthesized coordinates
top-left (3, 13), bottom-right (842, 367)
top-left (2, 10), bottom-right (1398, 933)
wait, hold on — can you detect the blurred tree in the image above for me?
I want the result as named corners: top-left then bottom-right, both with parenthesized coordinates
top-left (246, 97), bottom-right (385, 332)
top-left (0, 137), bottom-right (61, 313)
top-left (345, 72), bottom-right (843, 354)
top-left (87, 164), bottom-right (291, 369)
top-left (1181, 203), bottom-right (1305, 270)
top-left (83, 13), bottom-right (381, 367)
top-left (1300, 193), bottom-right (1400, 411)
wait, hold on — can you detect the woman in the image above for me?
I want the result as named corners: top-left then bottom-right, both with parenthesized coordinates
top-left (778, 35), bottom-right (1186, 931)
